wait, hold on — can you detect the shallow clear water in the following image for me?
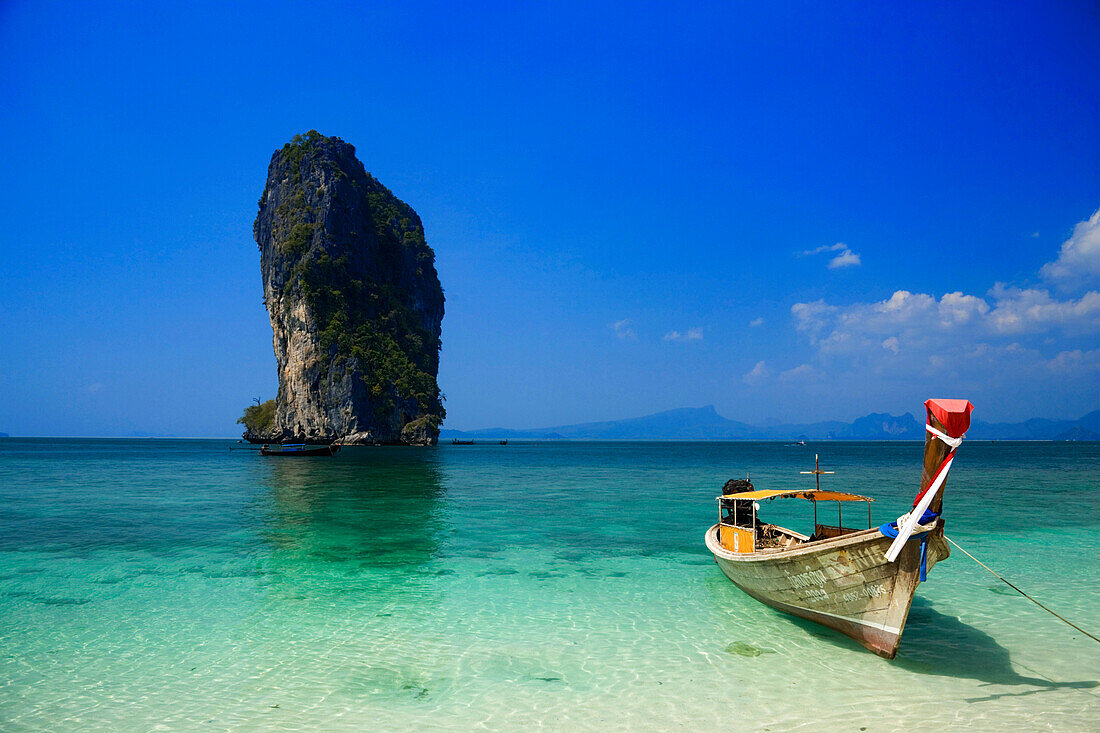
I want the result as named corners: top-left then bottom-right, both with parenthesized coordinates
top-left (1, 439), bottom-right (1098, 730)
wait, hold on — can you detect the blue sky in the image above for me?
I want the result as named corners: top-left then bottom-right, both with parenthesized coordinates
top-left (0, 0), bottom-right (1097, 436)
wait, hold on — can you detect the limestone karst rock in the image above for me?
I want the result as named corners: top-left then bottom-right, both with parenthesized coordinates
top-left (250, 131), bottom-right (444, 445)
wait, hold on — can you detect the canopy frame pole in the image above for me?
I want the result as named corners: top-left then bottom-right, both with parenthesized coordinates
top-left (800, 454), bottom-right (834, 513)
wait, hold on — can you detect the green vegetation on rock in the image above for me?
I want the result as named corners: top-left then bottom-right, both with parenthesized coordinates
top-left (253, 131), bottom-right (445, 444)
top-left (299, 251), bottom-right (443, 422)
top-left (237, 399), bottom-right (276, 434)
top-left (267, 132), bottom-right (442, 422)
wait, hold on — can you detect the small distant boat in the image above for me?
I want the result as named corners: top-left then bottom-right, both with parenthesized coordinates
top-left (705, 399), bottom-right (973, 658)
top-left (499, 440), bottom-right (508, 445)
top-left (259, 443), bottom-right (340, 457)
top-left (452, 439), bottom-right (475, 445)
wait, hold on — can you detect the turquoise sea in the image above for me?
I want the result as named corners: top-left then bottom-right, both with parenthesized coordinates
top-left (2, 439), bottom-right (1098, 730)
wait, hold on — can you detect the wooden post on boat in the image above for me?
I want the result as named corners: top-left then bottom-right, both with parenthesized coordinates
top-left (885, 398), bottom-right (973, 563)
top-left (800, 454), bottom-right (833, 492)
top-left (801, 455), bottom-right (834, 531)
top-left (920, 412), bottom-right (953, 515)
top-left (917, 399), bottom-right (973, 513)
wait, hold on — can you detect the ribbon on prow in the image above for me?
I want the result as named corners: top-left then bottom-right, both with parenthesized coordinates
top-left (884, 399), bottom-right (973, 563)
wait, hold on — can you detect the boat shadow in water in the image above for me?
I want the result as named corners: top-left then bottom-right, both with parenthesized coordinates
top-left (790, 596), bottom-right (1098, 700)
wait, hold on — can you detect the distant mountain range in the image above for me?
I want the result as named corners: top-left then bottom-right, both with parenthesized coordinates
top-left (441, 406), bottom-right (1100, 441)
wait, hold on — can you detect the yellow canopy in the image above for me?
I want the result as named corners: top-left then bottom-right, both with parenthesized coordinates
top-left (718, 489), bottom-right (874, 502)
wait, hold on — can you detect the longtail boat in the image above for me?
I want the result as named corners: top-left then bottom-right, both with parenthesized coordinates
top-left (259, 443), bottom-right (340, 457)
top-left (705, 398), bottom-right (973, 658)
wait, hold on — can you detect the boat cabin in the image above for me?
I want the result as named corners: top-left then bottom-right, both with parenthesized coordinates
top-left (717, 488), bottom-right (874, 554)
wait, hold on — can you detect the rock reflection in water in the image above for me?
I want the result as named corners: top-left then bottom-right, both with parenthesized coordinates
top-left (252, 447), bottom-right (448, 604)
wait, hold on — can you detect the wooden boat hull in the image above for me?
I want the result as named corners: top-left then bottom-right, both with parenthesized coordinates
top-left (705, 523), bottom-right (948, 658)
top-left (259, 445), bottom-right (340, 457)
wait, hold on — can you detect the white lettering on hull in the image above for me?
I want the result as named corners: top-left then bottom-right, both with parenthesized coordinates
top-left (842, 583), bottom-right (887, 603)
top-left (803, 587), bottom-right (829, 602)
top-left (788, 568), bottom-right (828, 588)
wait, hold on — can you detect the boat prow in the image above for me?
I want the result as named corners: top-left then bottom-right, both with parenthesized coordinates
top-left (705, 398), bottom-right (972, 658)
top-left (705, 521), bottom-right (949, 658)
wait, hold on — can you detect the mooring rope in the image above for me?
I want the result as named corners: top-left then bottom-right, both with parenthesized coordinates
top-left (945, 535), bottom-right (1100, 644)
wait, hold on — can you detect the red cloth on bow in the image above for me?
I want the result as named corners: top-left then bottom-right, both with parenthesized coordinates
top-left (925, 399), bottom-right (974, 438)
top-left (911, 399), bottom-right (974, 508)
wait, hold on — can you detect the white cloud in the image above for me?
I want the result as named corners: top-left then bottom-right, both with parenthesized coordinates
top-left (791, 285), bottom-right (1097, 354)
top-left (1040, 208), bottom-right (1100, 290)
top-left (779, 364), bottom-right (816, 382)
top-left (987, 285), bottom-right (1100, 335)
top-left (749, 317), bottom-right (764, 328)
top-left (791, 300), bottom-right (838, 340)
top-left (610, 319), bottom-right (636, 340)
top-left (801, 243), bottom-right (848, 256)
top-left (742, 360), bottom-right (771, 384)
top-left (828, 249), bottom-right (861, 269)
top-left (939, 291), bottom-right (989, 326)
top-left (760, 211), bottom-right (1098, 417)
top-left (664, 327), bottom-right (703, 343)
top-left (784, 218), bottom-right (1100, 414)
top-left (801, 242), bottom-right (861, 269)
top-left (1046, 348), bottom-right (1100, 374)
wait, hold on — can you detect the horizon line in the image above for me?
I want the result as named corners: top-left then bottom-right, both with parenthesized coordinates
top-left (0, 436), bottom-right (1090, 443)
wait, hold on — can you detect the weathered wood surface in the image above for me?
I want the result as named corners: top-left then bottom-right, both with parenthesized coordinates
top-left (922, 412), bottom-right (952, 514)
top-left (706, 523), bottom-right (949, 658)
